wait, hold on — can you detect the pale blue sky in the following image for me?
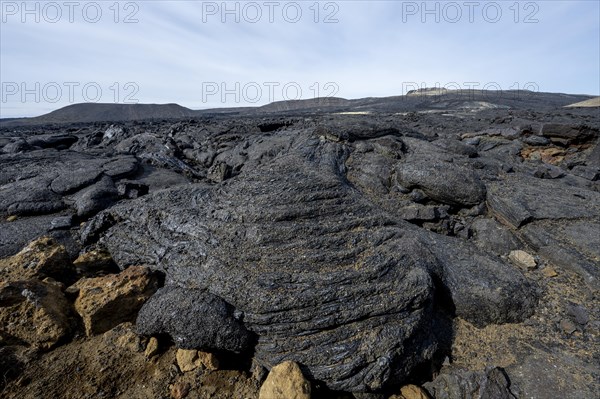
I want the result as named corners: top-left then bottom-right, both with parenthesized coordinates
top-left (1, 0), bottom-right (599, 117)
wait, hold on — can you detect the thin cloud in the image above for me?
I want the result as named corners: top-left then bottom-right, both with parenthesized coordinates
top-left (1, 0), bottom-right (598, 117)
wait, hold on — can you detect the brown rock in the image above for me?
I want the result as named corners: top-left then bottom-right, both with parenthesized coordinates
top-left (145, 336), bottom-right (160, 358)
top-left (115, 327), bottom-right (143, 351)
top-left (542, 267), bottom-right (559, 278)
top-left (171, 381), bottom-right (191, 399)
top-left (176, 349), bottom-right (199, 372)
top-left (73, 266), bottom-right (162, 336)
top-left (197, 351), bottom-right (220, 371)
top-left (559, 319), bottom-right (577, 335)
top-left (100, 322), bottom-right (144, 352)
top-left (176, 349), bottom-right (220, 372)
top-left (521, 147), bottom-right (567, 165)
top-left (0, 279), bottom-right (74, 349)
top-left (0, 237), bottom-right (73, 283)
top-left (390, 384), bottom-right (431, 399)
top-left (259, 361), bottom-right (311, 399)
top-left (508, 250), bottom-right (537, 270)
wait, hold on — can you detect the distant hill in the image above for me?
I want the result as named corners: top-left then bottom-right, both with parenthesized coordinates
top-left (1, 103), bottom-right (196, 126)
top-left (1, 90), bottom-right (596, 127)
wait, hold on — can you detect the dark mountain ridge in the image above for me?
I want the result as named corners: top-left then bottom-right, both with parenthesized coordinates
top-left (1, 90), bottom-right (596, 127)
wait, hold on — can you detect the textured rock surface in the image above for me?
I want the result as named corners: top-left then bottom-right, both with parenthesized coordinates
top-left (0, 279), bottom-right (74, 349)
top-left (259, 361), bottom-right (311, 399)
top-left (107, 145), bottom-right (441, 391)
top-left (395, 161), bottom-right (486, 206)
top-left (0, 236), bottom-right (73, 283)
top-left (540, 123), bottom-right (598, 145)
top-left (176, 348), bottom-right (220, 372)
top-left (520, 220), bottom-right (600, 290)
top-left (508, 250), bottom-right (537, 270)
top-left (470, 218), bottom-right (521, 256)
top-left (423, 367), bottom-right (517, 399)
top-left (72, 247), bottom-right (119, 277)
top-left (97, 132), bottom-right (536, 391)
top-left (136, 286), bottom-right (253, 353)
top-left (73, 266), bottom-right (162, 335)
top-left (506, 352), bottom-right (599, 398)
top-left (486, 175), bottom-right (600, 229)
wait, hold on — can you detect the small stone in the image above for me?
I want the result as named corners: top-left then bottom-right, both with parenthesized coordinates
top-left (136, 287), bottom-right (252, 354)
top-left (49, 215), bottom-right (73, 230)
top-left (197, 351), bottom-right (220, 371)
top-left (542, 267), bottom-right (559, 278)
top-left (528, 151), bottom-right (542, 161)
top-left (207, 162), bottom-right (232, 182)
top-left (251, 360), bottom-right (268, 382)
top-left (145, 337), bottom-right (160, 358)
top-left (522, 135), bottom-right (550, 146)
top-left (176, 349), bottom-right (199, 372)
top-left (560, 319), bottom-right (577, 334)
top-left (464, 137), bottom-right (480, 146)
top-left (567, 304), bottom-right (590, 326)
top-left (116, 180), bottom-right (149, 199)
top-left (410, 189), bottom-right (427, 203)
top-left (424, 366), bottom-right (514, 399)
top-left (64, 285), bottom-right (80, 299)
top-left (114, 327), bottom-right (143, 352)
top-left (509, 250), bottom-right (537, 270)
top-left (6, 215), bottom-right (18, 222)
top-left (176, 349), bottom-right (220, 372)
top-left (259, 361), bottom-right (311, 399)
top-left (170, 381), bottom-right (191, 399)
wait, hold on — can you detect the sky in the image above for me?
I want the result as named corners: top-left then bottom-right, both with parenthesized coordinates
top-left (1, 0), bottom-right (599, 118)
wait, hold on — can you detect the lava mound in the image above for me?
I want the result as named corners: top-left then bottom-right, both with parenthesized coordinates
top-left (85, 133), bottom-right (537, 392)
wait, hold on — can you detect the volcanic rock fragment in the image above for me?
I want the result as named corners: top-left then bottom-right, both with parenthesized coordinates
top-left (73, 265), bottom-right (162, 335)
top-left (0, 236), bottom-right (73, 283)
top-left (258, 361), bottom-right (311, 399)
top-left (0, 279), bottom-right (75, 349)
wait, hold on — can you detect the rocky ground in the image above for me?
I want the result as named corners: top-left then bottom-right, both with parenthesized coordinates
top-left (0, 93), bottom-right (599, 398)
